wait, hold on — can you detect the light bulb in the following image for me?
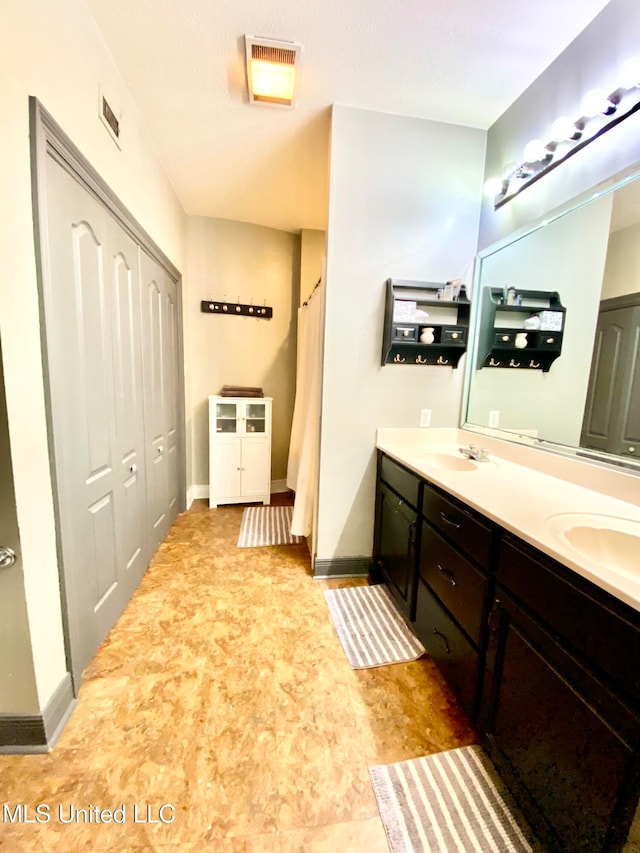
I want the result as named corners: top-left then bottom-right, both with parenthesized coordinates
top-left (484, 177), bottom-right (504, 197)
top-left (522, 139), bottom-right (549, 163)
top-left (620, 57), bottom-right (640, 89)
top-left (550, 116), bottom-right (578, 142)
top-left (581, 88), bottom-right (615, 117)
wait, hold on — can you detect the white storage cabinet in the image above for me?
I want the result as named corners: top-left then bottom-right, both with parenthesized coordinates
top-left (208, 396), bottom-right (272, 508)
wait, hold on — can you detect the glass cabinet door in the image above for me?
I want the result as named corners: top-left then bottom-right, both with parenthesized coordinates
top-left (245, 402), bottom-right (266, 433)
top-left (215, 402), bottom-right (238, 432)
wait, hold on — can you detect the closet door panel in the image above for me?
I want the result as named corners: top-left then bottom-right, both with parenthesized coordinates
top-left (164, 280), bottom-right (179, 522)
top-left (43, 157), bottom-right (122, 681)
top-left (140, 251), bottom-right (178, 550)
top-left (108, 218), bottom-right (148, 590)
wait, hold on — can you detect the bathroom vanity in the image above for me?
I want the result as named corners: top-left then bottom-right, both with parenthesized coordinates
top-left (372, 430), bottom-right (640, 852)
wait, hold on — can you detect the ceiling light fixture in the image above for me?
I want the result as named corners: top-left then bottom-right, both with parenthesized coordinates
top-left (245, 35), bottom-right (302, 108)
top-left (486, 58), bottom-right (640, 209)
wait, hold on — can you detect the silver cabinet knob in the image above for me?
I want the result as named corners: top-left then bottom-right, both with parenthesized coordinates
top-left (629, 446), bottom-right (636, 453)
top-left (129, 463), bottom-right (137, 473)
top-left (0, 546), bottom-right (17, 569)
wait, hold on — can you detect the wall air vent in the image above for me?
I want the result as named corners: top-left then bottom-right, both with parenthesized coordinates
top-left (244, 36), bottom-right (302, 108)
top-left (102, 97), bottom-right (119, 139)
top-left (98, 85), bottom-right (122, 149)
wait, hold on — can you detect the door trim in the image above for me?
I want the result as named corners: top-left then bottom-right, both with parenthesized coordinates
top-left (29, 97), bottom-right (187, 692)
top-left (600, 292), bottom-right (640, 312)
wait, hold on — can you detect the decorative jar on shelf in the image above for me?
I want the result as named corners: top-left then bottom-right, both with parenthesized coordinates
top-left (420, 327), bottom-right (435, 344)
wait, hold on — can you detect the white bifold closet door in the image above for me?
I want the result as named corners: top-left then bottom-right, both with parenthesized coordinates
top-left (41, 152), bottom-right (181, 687)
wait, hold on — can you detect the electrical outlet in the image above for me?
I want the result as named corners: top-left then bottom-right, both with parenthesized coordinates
top-left (489, 410), bottom-right (500, 428)
top-left (420, 409), bottom-right (431, 428)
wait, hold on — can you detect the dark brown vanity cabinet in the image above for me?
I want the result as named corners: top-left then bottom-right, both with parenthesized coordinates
top-left (481, 535), bottom-right (640, 852)
top-left (372, 456), bottom-right (421, 619)
top-left (372, 452), bottom-right (640, 850)
top-left (414, 483), bottom-right (496, 719)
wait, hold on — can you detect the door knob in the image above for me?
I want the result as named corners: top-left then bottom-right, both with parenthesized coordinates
top-left (0, 546), bottom-right (17, 569)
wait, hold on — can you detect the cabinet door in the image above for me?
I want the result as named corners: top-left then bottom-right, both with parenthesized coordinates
top-left (210, 436), bottom-right (241, 499)
top-left (214, 401), bottom-right (239, 434)
top-left (244, 402), bottom-right (269, 435)
top-left (481, 594), bottom-right (637, 852)
top-left (240, 437), bottom-right (271, 498)
top-left (375, 483), bottom-right (418, 618)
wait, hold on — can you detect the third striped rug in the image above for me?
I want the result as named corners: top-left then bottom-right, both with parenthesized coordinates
top-left (369, 745), bottom-right (540, 853)
top-left (237, 505), bottom-right (304, 547)
top-left (323, 584), bottom-right (425, 668)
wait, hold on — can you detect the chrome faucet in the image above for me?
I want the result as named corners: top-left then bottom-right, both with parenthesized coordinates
top-left (458, 444), bottom-right (489, 462)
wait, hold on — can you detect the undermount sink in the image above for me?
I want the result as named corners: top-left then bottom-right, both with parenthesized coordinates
top-left (412, 450), bottom-right (478, 472)
top-left (545, 513), bottom-right (640, 580)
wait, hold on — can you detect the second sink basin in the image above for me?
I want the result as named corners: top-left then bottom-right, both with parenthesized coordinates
top-left (545, 513), bottom-right (640, 580)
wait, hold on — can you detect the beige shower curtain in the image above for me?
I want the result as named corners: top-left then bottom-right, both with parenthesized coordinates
top-left (287, 278), bottom-right (324, 538)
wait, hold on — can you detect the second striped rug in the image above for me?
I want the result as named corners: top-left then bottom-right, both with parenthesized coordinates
top-left (369, 745), bottom-right (539, 853)
top-left (323, 584), bottom-right (425, 668)
top-left (237, 505), bottom-right (304, 547)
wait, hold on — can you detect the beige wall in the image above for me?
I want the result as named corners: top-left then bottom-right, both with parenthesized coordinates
top-left (602, 223), bottom-right (640, 300)
top-left (1, 0), bottom-right (186, 710)
top-left (318, 105), bottom-right (486, 560)
top-left (300, 229), bottom-right (326, 305)
top-left (186, 217), bottom-right (300, 490)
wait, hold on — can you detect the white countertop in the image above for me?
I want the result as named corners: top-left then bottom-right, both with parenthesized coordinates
top-left (376, 428), bottom-right (640, 612)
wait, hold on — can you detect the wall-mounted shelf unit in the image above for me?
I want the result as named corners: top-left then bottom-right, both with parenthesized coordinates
top-left (477, 289), bottom-right (565, 372)
top-left (381, 279), bottom-right (470, 367)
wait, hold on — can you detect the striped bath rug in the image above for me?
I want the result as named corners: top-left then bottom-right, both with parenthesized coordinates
top-left (323, 584), bottom-right (425, 668)
top-left (369, 745), bottom-right (540, 853)
top-left (237, 505), bottom-right (304, 547)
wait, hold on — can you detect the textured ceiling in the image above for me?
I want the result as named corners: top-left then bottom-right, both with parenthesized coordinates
top-left (87, 0), bottom-right (612, 233)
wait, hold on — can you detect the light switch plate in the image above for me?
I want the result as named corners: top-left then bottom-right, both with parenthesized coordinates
top-left (489, 410), bottom-right (500, 428)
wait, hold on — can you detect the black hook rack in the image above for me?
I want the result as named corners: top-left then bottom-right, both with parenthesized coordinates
top-left (200, 300), bottom-right (273, 319)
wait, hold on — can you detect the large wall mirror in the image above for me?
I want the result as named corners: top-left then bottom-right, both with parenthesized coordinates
top-left (463, 163), bottom-right (640, 473)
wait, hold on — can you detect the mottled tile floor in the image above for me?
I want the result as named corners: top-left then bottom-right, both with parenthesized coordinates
top-left (1, 496), bottom-right (475, 851)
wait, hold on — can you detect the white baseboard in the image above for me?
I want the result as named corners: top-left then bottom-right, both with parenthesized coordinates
top-left (187, 485), bottom-right (209, 508)
top-left (187, 480), bottom-right (290, 509)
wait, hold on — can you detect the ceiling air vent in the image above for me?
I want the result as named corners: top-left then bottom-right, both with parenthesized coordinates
top-left (244, 36), bottom-right (302, 108)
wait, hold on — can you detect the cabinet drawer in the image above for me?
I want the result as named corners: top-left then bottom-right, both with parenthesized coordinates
top-left (441, 327), bottom-right (466, 345)
top-left (537, 333), bottom-right (562, 349)
top-left (420, 524), bottom-right (488, 646)
top-left (414, 580), bottom-right (479, 718)
top-left (421, 483), bottom-right (494, 567)
top-left (393, 324), bottom-right (419, 342)
top-left (380, 455), bottom-right (421, 508)
top-left (498, 536), bottom-right (640, 705)
top-left (494, 331), bottom-right (516, 347)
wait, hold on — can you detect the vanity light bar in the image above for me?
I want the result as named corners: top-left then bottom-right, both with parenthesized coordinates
top-left (486, 58), bottom-right (640, 209)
